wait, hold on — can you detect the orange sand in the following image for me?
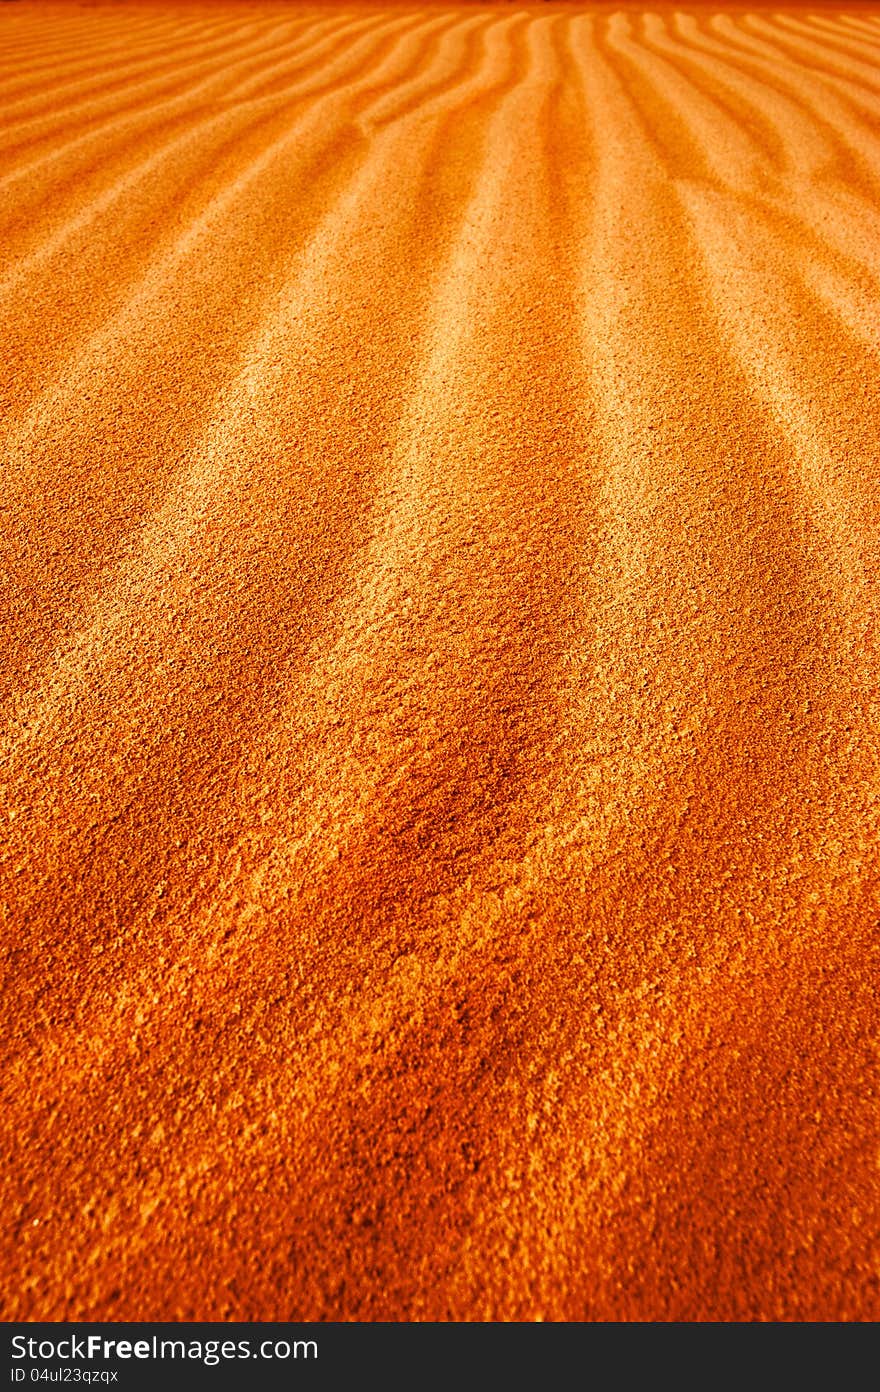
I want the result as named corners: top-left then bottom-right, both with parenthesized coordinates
top-left (1, 1), bottom-right (878, 1323)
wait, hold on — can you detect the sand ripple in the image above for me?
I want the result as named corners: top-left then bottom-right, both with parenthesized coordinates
top-left (1, 2), bottom-right (878, 1321)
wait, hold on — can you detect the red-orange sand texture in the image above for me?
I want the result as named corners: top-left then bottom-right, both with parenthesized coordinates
top-left (1, 0), bottom-right (878, 1323)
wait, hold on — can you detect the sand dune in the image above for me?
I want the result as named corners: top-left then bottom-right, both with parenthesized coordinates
top-left (1, 2), bottom-right (878, 1322)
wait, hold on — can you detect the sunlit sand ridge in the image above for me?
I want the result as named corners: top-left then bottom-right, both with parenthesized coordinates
top-left (1, 1), bottom-right (878, 1321)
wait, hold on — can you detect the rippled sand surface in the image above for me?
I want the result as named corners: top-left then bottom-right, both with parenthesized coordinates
top-left (1, 1), bottom-right (878, 1321)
